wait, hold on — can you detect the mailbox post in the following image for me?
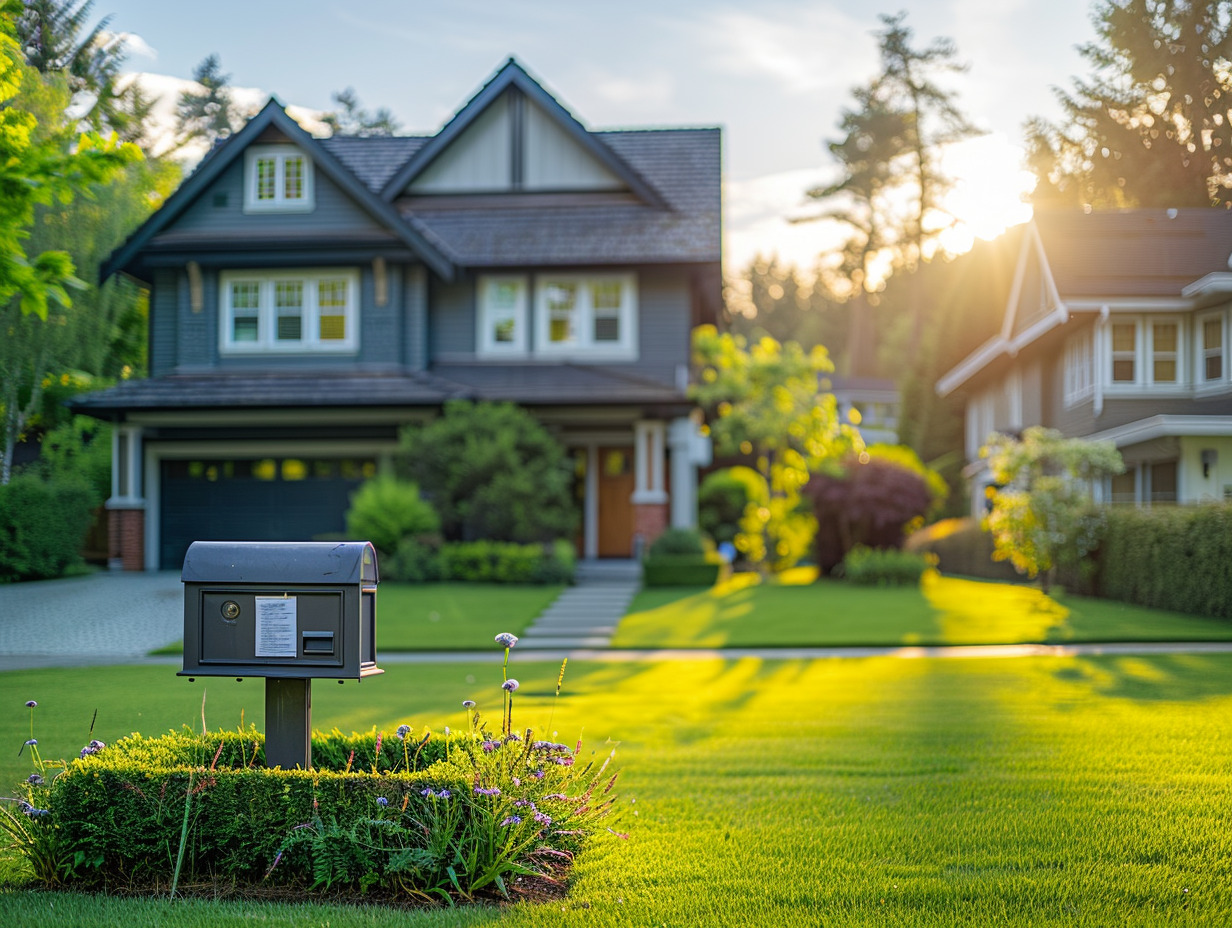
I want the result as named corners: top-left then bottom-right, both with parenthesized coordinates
top-left (180, 541), bottom-right (382, 770)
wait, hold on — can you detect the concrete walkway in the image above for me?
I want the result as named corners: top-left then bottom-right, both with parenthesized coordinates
top-left (517, 559), bottom-right (641, 649)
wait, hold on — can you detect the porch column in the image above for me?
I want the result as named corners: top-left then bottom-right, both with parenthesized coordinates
top-left (668, 416), bottom-right (710, 529)
top-left (584, 444), bottom-right (599, 560)
top-left (105, 425), bottom-right (145, 571)
top-left (632, 421), bottom-right (668, 552)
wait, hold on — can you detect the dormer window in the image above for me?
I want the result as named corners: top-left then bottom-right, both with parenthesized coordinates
top-left (245, 145), bottom-right (314, 212)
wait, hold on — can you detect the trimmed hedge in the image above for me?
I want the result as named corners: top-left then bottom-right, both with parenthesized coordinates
top-left (643, 555), bottom-right (722, 587)
top-left (33, 726), bottom-right (613, 897)
top-left (1095, 505), bottom-right (1232, 618)
top-left (839, 545), bottom-right (936, 586)
top-left (383, 539), bottom-right (575, 584)
top-left (0, 477), bottom-right (96, 582)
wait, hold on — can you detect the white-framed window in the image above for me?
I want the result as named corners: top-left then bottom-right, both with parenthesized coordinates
top-left (1110, 321), bottom-right (1138, 383)
top-left (477, 275), bottom-right (528, 355)
top-left (1063, 328), bottom-right (1094, 406)
top-left (244, 145), bottom-right (314, 212)
top-left (1200, 312), bottom-right (1225, 384)
top-left (1148, 318), bottom-right (1181, 385)
top-left (219, 269), bottom-right (358, 353)
top-left (534, 272), bottom-right (637, 359)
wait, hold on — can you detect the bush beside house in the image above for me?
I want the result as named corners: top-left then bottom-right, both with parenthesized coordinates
top-left (0, 477), bottom-right (96, 582)
top-left (642, 528), bottom-right (721, 586)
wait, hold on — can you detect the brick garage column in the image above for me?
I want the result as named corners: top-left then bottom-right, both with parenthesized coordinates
top-left (633, 500), bottom-right (669, 548)
top-left (107, 504), bottom-right (145, 571)
top-left (632, 420), bottom-right (668, 553)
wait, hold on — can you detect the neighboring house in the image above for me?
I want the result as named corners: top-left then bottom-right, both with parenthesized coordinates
top-left (937, 209), bottom-right (1232, 514)
top-left (75, 59), bottom-right (719, 570)
top-left (829, 375), bottom-right (900, 446)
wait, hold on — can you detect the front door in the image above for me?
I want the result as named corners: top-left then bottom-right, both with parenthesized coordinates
top-left (596, 446), bottom-right (635, 557)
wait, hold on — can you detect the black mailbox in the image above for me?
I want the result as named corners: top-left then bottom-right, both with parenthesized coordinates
top-left (180, 540), bottom-right (382, 680)
top-left (179, 541), bottom-right (383, 770)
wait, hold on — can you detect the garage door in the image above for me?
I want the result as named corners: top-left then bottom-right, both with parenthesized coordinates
top-left (159, 457), bottom-right (375, 570)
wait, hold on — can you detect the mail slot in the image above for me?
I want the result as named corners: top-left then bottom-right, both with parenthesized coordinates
top-left (179, 541), bottom-right (382, 680)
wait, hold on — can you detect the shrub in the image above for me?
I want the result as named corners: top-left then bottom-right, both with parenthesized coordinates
top-left (804, 453), bottom-right (936, 574)
top-left (397, 401), bottom-right (577, 544)
top-left (698, 467), bottom-right (764, 547)
top-left (905, 518), bottom-right (1021, 582)
top-left (439, 540), bottom-right (575, 584)
top-left (5, 641), bottom-right (619, 901)
top-left (642, 554), bottom-right (722, 587)
top-left (345, 476), bottom-right (439, 558)
top-left (0, 477), bottom-right (96, 582)
top-left (647, 527), bottom-right (706, 557)
top-left (381, 538), bottom-right (443, 583)
top-left (839, 545), bottom-right (936, 586)
top-left (1094, 504), bottom-right (1232, 618)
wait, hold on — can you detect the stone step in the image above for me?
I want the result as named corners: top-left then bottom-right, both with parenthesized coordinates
top-left (517, 635), bottom-right (613, 649)
top-left (523, 625), bottom-right (617, 635)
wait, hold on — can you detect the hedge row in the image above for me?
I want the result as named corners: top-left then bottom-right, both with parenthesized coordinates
top-left (0, 477), bottom-right (96, 583)
top-left (383, 539), bottom-right (575, 584)
top-left (32, 726), bottom-right (613, 897)
top-left (1095, 505), bottom-right (1232, 618)
top-left (904, 518), bottom-right (1020, 583)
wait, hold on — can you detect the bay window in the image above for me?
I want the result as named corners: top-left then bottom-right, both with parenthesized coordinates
top-left (1201, 313), bottom-right (1224, 383)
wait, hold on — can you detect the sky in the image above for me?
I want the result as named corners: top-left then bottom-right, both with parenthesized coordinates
top-left (91, 0), bottom-right (1097, 271)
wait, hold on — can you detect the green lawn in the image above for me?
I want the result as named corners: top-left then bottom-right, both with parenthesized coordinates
top-left (3, 651), bottom-right (1232, 926)
top-left (149, 583), bottom-right (563, 655)
top-left (613, 570), bottom-right (1232, 648)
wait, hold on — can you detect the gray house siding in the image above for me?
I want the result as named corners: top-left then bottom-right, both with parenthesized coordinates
top-left (430, 277), bottom-right (477, 357)
top-left (149, 269), bottom-right (179, 376)
top-left (168, 158), bottom-right (391, 239)
top-left (631, 267), bottom-right (690, 384)
top-left (405, 265), bottom-right (428, 371)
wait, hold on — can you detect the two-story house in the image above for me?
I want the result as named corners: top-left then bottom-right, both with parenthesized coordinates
top-left (76, 59), bottom-right (720, 570)
top-left (938, 209), bottom-right (1232, 514)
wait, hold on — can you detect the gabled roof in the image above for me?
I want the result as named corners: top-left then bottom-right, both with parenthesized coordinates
top-left (378, 58), bottom-right (666, 208)
top-left (937, 209), bottom-right (1232, 396)
top-left (102, 100), bottom-right (455, 282)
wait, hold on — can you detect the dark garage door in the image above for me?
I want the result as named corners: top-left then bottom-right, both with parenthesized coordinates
top-left (160, 457), bottom-right (375, 570)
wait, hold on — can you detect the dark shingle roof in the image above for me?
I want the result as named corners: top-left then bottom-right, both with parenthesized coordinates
top-left (72, 364), bottom-right (686, 414)
top-left (318, 136), bottom-right (429, 192)
top-left (1036, 209), bottom-right (1232, 298)
top-left (398, 128), bottom-right (721, 267)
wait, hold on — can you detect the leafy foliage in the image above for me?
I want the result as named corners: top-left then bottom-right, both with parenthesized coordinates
top-left (345, 476), bottom-right (440, 558)
top-left (646, 527), bottom-right (706, 558)
top-left (395, 401), bottom-right (577, 544)
top-left (691, 326), bottom-right (858, 572)
top-left (981, 427), bottom-right (1124, 587)
top-left (0, 475), bottom-right (95, 581)
top-left (323, 87), bottom-right (401, 137)
top-left (175, 54), bottom-right (239, 145)
top-left (698, 466), bottom-right (766, 549)
top-left (904, 517), bottom-right (1020, 582)
top-left (805, 452), bottom-right (937, 573)
top-left (1027, 0), bottom-right (1232, 207)
top-left (839, 545), bottom-right (936, 586)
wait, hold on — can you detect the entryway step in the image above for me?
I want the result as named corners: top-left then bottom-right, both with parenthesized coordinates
top-left (517, 635), bottom-right (613, 649)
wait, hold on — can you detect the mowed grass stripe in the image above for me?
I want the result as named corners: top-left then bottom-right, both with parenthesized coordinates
top-left (2, 653), bottom-right (1230, 926)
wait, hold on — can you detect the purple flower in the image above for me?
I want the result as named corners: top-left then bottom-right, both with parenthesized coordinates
top-left (550, 756), bottom-right (575, 767)
top-left (500, 815), bottom-right (522, 827)
top-left (511, 776), bottom-right (521, 787)
top-left (505, 731), bottom-right (521, 742)
top-left (533, 811), bottom-right (552, 826)
top-left (495, 633), bottom-right (519, 649)
top-left (502, 679), bottom-right (519, 693)
top-left (444, 726), bottom-right (450, 736)
top-left (462, 700), bottom-right (476, 709)
top-left (531, 769), bottom-right (545, 780)
top-left (89, 740), bottom-right (105, 749)
top-left (396, 724), bottom-right (411, 740)
top-left (24, 739), bottom-right (37, 746)
top-left (27, 774), bottom-right (44, 786)
top-left (25, 701), bottom-right (37, 708)
top-left (438, 789), bottom-right (451, 799)
top-left (421, 788), bottom-right (436, 798)
top-left (513, 798), bottom-right (535, 809)
top-left (376, 796), bottom-right (389, 807)
top-left (542, 793), bottom-right (568, 801)
top-left (473, 787), bottom-right (501, 797)
top-left (481, 740), bottom-right (497, 753)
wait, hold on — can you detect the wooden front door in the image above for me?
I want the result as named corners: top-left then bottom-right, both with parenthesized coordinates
top-left (596, 446), bottom-right (635, 557)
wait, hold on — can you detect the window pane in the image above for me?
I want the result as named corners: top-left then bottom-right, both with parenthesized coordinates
top-left (277, 315), bottom-right (303, 341)
top-left (1154, 359), bottom-right (1176, 382)
top-left (1113, 359), bottom-right (1135, 382)
top-left (284, 156), bottom-right (304, 199)
top-left (494, 317), bottom-right (516, 342)
top-left (1152, 323), bottom-right (1177, 353)
top-left (1205, 318), bottom-right (1222, 350)
top-left (592, 280), bottom-right (622, 310)
top-left (256, 158), bottom-right (276, 200)
top-left (1110, 469), bottom-right (1136, 503)
top-left (275, 281), bottom-right (303, 342)
top-left (318, 278), bottom-right (347, 341)
top-left (1208, 354), bottom-right (1223, 381)
top-left (545, 282), bottom-right (577, 343)
top-left (491, 280), bottom-right (520, 309)
top-left (232, 282), bottom-right (260, 309)
top-left (233, 316), bottom-right (259, 342)
top-left (1112, 323), bottom-right (1135, 352)
top-left (1151, 461), bottom-right (1178, 502)
top-left (594, 315), bottom-right (620, 342)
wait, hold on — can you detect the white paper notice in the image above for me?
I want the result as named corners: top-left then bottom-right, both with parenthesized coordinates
top-left (254, 596), bottom-right (297, 658)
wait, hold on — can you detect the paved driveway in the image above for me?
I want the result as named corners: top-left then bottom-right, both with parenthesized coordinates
top-left (0, 571), bottom-right (183, 670)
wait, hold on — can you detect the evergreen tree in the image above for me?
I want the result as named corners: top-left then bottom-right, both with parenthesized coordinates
top-left (1028, 0), bottom-right (1232, 207)
top-left (323, 87), bottom-right (400, 137)
top-left (176, 53), bottom-right (237, 145)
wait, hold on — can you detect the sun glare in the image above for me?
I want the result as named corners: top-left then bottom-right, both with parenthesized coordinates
top-left (938, 133), bottom-right (1036, 255)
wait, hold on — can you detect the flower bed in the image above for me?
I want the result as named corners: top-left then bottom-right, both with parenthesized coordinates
top-left (1, 638), bottom-right (621, 903)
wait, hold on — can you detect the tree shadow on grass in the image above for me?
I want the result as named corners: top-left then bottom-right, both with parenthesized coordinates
top-left (1054, 653), bottom-right (1232, 703)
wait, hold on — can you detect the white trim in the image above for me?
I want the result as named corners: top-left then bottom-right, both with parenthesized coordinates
top-left (219, 268), bottom-right (359, 354)
top-left (244, 145), bottom-right (314, 213)
top-left (936, 335), bottom-right (1007, 396)
top-left (476, 274), bottom-right (529, 356)
top-left (1196, 309), bottom-right (1227, 388)
top-left (1182, 272), bottom-right (1232, 299)
top-left (1084, 415), bottom-right (1232, 446)
top-left (533, 272), bottom-right (638, 361)
top-left (584, 444), bottom-right (599, 559)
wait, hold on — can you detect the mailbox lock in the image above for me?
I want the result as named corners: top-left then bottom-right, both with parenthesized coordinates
top-left (221, 601), bottom-right (241, 620)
